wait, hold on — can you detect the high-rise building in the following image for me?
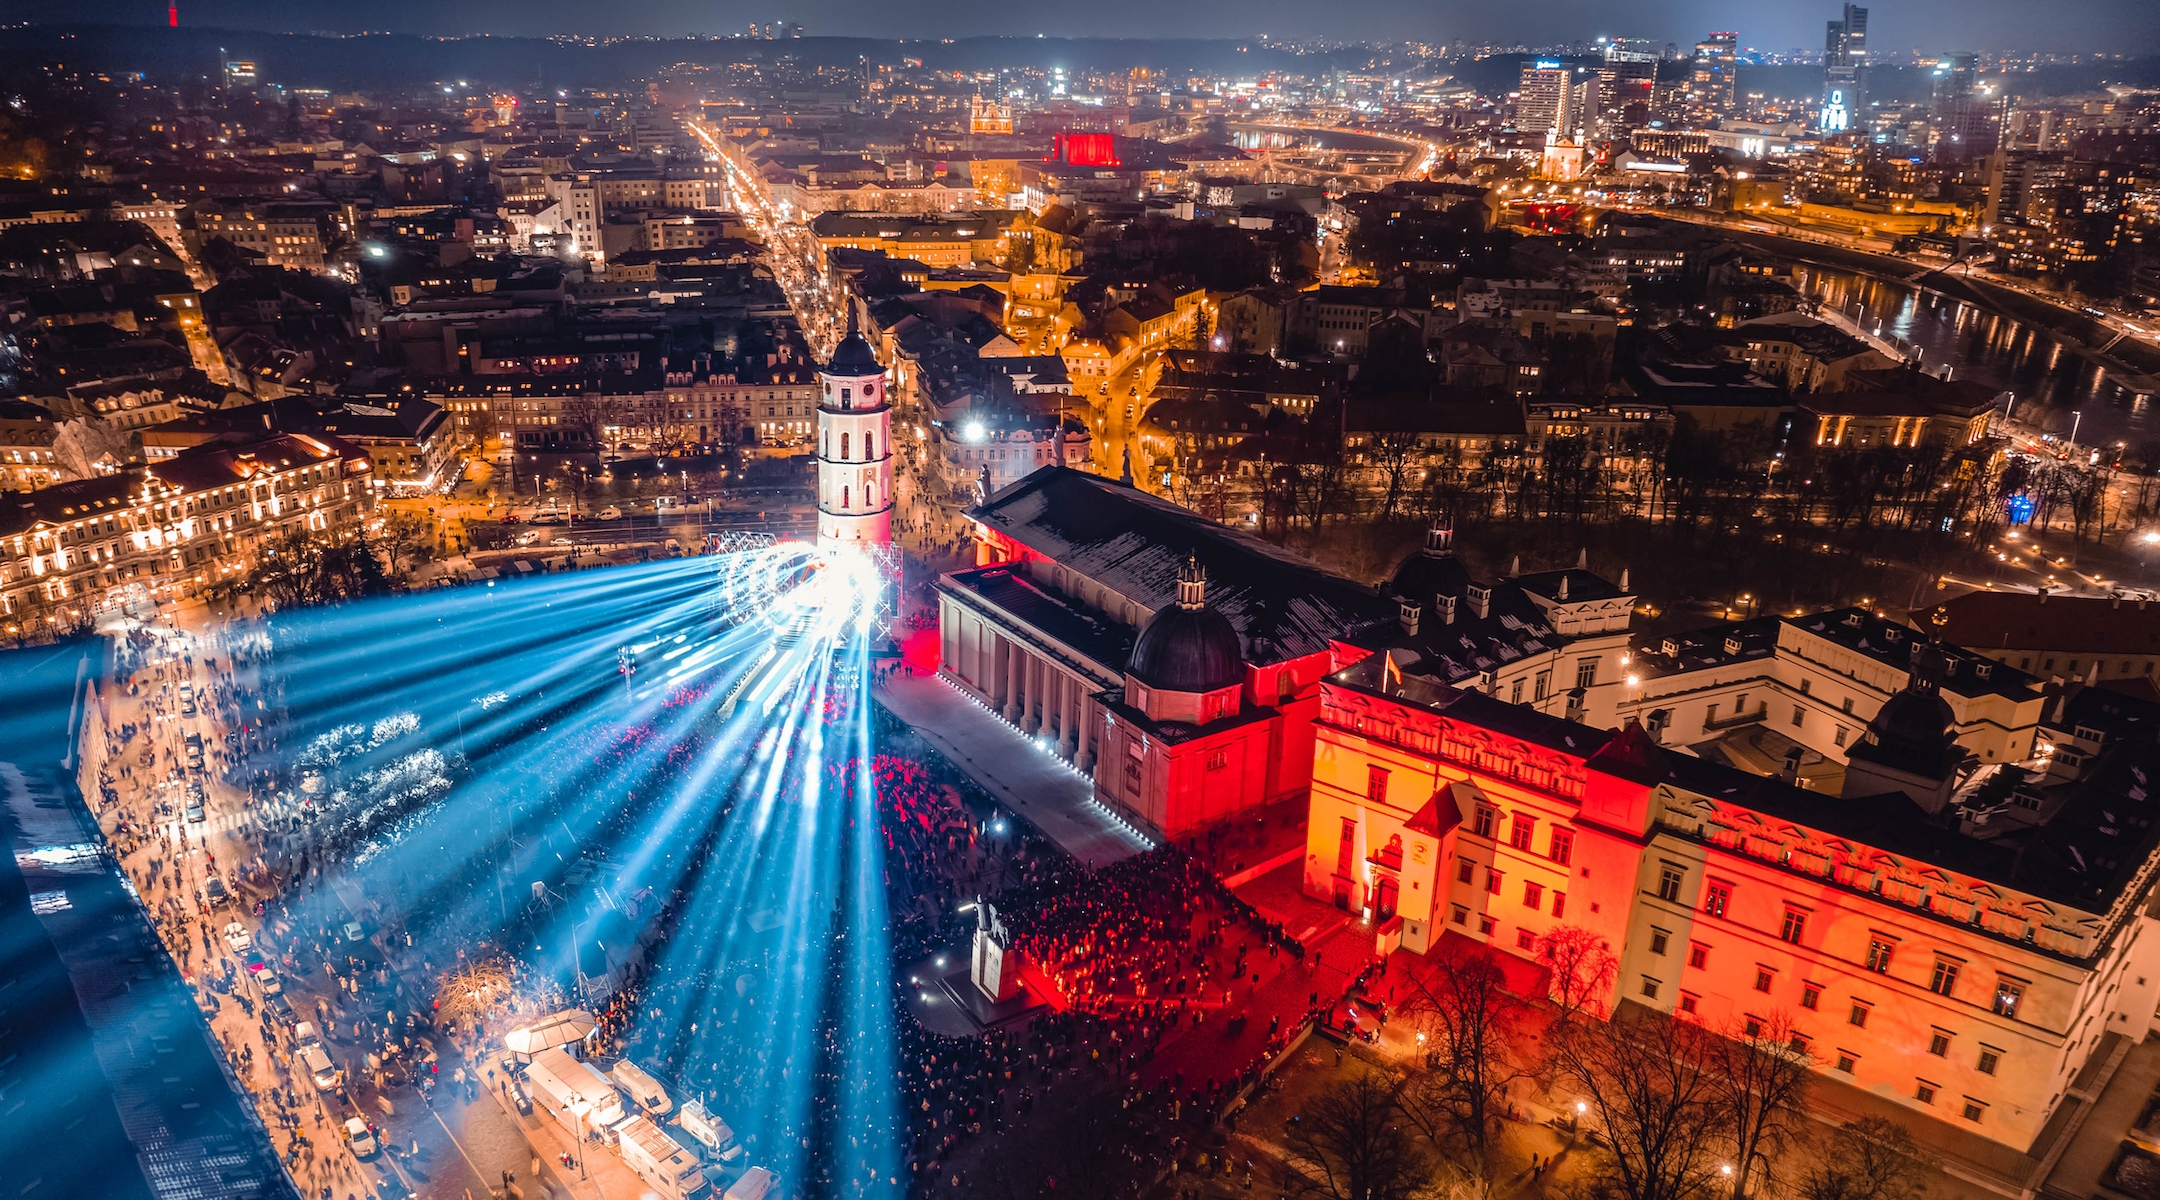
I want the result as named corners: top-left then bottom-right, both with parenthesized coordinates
top-left (1931, 51), bottom-right (1978, 103)
top-left (1689, 32), bottom-right (1739, 120)
top-left (1822, 4), bottom-right (1869, 133)
top-left (1598, 39), bottom-right (1660, 136)
top-left (815, 310), bottom-right (894, 548)
top-left (1516, 60), bottom-right (1575, 137)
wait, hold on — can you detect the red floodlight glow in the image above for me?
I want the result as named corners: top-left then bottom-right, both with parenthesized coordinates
top-left (1050, 132), bottom-right (1121, 168)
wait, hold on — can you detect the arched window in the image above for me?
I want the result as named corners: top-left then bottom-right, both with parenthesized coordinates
top-left (841, 432), bottom-right (850, 460)
top-left (840, 386), bottom-right (852, 409)
top-left (865, 432), bottom-right (875, 460)
top-left (842, 485), bottom-right (850, 509)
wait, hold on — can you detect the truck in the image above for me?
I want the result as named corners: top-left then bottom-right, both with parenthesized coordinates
top-left (609, 1059), bottom-right (672, 1115)
top-left (523, 1046), bottom-right (626, 1139)
top-left (616, 1115), bottom-right (712, 1200)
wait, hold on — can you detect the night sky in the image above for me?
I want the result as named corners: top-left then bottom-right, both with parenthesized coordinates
top-left (0, 0), bottom-right (2153, 53)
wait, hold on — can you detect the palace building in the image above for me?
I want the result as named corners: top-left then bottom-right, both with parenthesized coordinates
top-left (933, 462), bottom-right (2160, 1158)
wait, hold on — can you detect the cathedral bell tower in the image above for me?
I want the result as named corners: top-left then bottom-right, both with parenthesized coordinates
top-left (816, 307), bottom-right (894, 548)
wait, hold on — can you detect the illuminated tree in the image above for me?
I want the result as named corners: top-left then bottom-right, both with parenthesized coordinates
top-left (1396, 946), bottom-right (1525, 1171)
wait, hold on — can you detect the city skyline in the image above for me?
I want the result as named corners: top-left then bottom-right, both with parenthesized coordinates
top-left (5, 0), bottom-right (2159, 55)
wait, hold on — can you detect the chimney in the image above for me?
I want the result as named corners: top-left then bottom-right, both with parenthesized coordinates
top-left (1436, 594), bottom-right (1457, 625)
top-left (1619, 566), bottom-right (1630, 592)
top-left (1576, 547), bottom-right (1587, 570)
top-left (1399, 600), bottom-right (1422, 636)
top-left (1558, 575), bottom-right (1570, 601)
top-left (1468, 584), bottom-right (1492, 620)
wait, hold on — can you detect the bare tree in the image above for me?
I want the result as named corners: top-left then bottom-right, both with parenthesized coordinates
top-left (1797, 1117), bottom-right (1930, 1200)
top-left (1283, 1071), bottom-right (1435, 1200)
top-left (1535, 924), bottom-right (1619, 1026)
top-left (1550, 1007), bottom-right (1724, 1200)
top-left (1396, 946), bottom-right (1527, 1173)
top-left (1709, 1012), bottom-right (1815, 1199)
top-left (1368, 430), bottom-right (1426, 522)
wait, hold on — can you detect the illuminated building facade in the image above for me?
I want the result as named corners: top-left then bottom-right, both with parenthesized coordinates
top-left (1308, 642), bottom-right (2160, 1154)
top-left (1823, 4), bottom-right (1869, 133)
top-left (816, 314), bottom-right (893, 547)
top-left (0, 431), bottom-right (373, 626)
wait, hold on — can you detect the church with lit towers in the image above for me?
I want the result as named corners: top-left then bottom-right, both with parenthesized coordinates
top-left (816, 311), bottom-right (893, 548)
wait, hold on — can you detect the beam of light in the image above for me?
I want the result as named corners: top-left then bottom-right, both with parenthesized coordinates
top-left (202, 542), bottom-right (905, 1200)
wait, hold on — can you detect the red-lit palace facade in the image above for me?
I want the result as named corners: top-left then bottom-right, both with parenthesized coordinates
top-left (1310, 650), bottom-right (2160, 1154)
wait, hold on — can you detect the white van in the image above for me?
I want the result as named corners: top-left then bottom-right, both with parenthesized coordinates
top-left (609, 1059), bottom-right (672, 1115)
top-left (724, 1167), bottom-right (775, 1200)
top-left (300, 1043), bottom-right (342, 1092)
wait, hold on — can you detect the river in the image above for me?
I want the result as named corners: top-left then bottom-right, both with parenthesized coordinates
top-left (1795, 266), bottom-right (2159, 448)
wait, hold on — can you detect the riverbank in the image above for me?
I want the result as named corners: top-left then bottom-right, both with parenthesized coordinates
top-left (1667, 212), bottom-right (2160, 397)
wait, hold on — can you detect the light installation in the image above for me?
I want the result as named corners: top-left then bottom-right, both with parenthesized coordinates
top-left (244, 539), bottom-right (902, 1199)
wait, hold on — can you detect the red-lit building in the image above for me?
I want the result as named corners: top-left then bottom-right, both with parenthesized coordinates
top-left (1309, 642), bottom-right (2160, 1155)
top-left (932, 463), bottom-right (2160, 1157)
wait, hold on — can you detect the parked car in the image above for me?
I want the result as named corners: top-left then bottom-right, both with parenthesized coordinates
top-left (598, 506), bottom-right (623, 521)
top-left (529, 513), bottom-right (567, 526)
top-left (344, 1117), bottom-right (378, 1158)
top-left (255, 968), bottom-right (283, 998)
top-left (221, 921), bottom-right (252, 953)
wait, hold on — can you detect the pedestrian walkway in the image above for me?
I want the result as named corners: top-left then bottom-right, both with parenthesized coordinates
top-left (873, 670), bottom-right (1146, 866)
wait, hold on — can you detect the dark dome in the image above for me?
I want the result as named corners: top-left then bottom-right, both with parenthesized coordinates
top-left (1863, 687), bottom-right (1957, 762)
top-left (1128, 604), bottom-right (1244, 694)
top-left (1389, 550), bottom-right (1473, 604)
top-left (824, 330), bottom-right (882, 377)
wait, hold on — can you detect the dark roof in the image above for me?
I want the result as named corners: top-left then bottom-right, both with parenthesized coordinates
top-left (1934, 590), bottom-right (2160, 659)
top-left (941, 564), bottom-right (1134, 676)
top-left (967, 466), bottom-right (1394, 666)
top-left (1333, 647), bottom-right (2160, 921)
top-left (824, 329), bottom-right (883, 377)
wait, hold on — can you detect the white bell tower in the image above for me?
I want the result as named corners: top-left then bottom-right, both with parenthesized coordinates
top-left (815, 309), bottom-right (894, 548)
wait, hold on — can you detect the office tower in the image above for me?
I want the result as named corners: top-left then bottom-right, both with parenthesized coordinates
top-left (1517, 59), bottom-right (1574, 137)
top-left (1595, 38), bottom-right (1659, 135)
top-left (1931, 51), bottom-right (1978, 103)
top-left (1822, 4), bottom-right (1868, 133)
top-left (1690, 32), bottom-right (1739, 119)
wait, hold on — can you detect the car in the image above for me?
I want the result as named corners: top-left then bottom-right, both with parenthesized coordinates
top-left (342, 920), bottom-right (367, 944)
top-left (513, 530), bottom-right (543, 547)
top-left (293, 1019), bottom-right (321, 1047)
top-left (529, 513), bottom-right (566, 526)
top-left (221, 921), bottom-right (252, 953)
top-left (267, 992), bottom-right (295, 1021)
top-left (241, 948), bottom-right (268, 973)
top-left (597, 506), bottom-right (623, 521)
top-left (204, 877), bottom-right (231, 907)
top-left (344, 1117), bottom-right (378, 1158)
top-left (256, 968), bottom-right (283, 998)
top-left (185, 798), bottom-right (206, 823)
top-left (302, 1043), bottom-right (342, 1093)
top-left (181, 697), bottom-right (197, 717)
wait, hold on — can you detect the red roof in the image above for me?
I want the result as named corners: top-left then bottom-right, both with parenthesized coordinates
top-left (1403, 790), bottom-right (1462, 837)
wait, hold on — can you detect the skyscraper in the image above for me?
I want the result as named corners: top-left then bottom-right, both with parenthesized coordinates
top-left (1689, 32), bottom-right (1739, 120)
top-left (1597, 40), bottom-right (1660, 137)
top-left (1822, 4), bottom-right (1869, 134)
top-left (1516, 60), bottom-right (1574, 137)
